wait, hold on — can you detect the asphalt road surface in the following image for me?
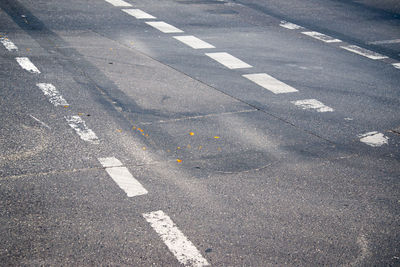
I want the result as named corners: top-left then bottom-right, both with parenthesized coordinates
top-left (1, 0), bottom-right (399, 265)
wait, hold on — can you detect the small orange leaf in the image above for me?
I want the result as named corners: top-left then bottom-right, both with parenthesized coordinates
top-left (176, 159), bottom-right (182, 163)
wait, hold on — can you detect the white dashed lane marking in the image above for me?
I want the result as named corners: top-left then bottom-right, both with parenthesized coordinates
top-left (392, 63), bottom-right (400, 69)
top-left (368, 39), bottom-right (400, 45)
top-left (0, 36), bottom-right (18, 51)
top-left (302, 31), bottom-right (342, 43)
top-left (143, 210), bottom-right (209, 267)
top-left (173, 35), bottom-right (215, 49)
top-left (145, 21), bottom-right (184, 33)
top-left (98, 157), bottom-right (148, 197)
top-left (279, 20), bottom-right (303, 30)
top-left (65, 115), bottom-right (99, 144)
top-left (205, 52), bottom-right (252, 69)
top-left (359, 131), bottom-right (389, 147)
top-left (36, 83), bottom-right (69, 107)
top-left (122, 9), bottom-right (156, 19)
top-left (340, 45), bottom-right (388, 60)
top-left (243, 73), bottom-right (298, 94)
top-left (104, 0), bottom-right (132, 7)
top-left (15, 57), bottom-right (41, 73)
top-left (291, 99), bottom-right (334, 112)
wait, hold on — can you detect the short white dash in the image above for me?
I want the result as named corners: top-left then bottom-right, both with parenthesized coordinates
top-left (36, 83), bottom-right (69, 107)
top-left (99, 157), bottom-right (147, 197)
top-left (291, 99), bottom-right (334, 112)
top-left (340, 45), bottom-right (388, 60)
top-left (0, 36), bottom-right (18, 51)
top-left (15, 57), bottom-right (40, 73)
top-left (122, 9), bottom-right (156, 19)
top-left (368, 39), bottom-right (400, 45)
top-left (29, 114), bottom-right (51, 129)
top-left (65, 116), bottom-right (99, 144)
top-left (145, 21), bottom-right (183, 33)
top-left (302, 31), bottom-right (342, 43)
top-left (243, 73), bottom-right (298, 94)
top-left (104, 0), bottom-right (132, 7)
top-left (392, 63), bottom-right (400, 69)
top-left (279, 20), bottom-right (303, 30)
top-left (173, 35), bottom-right (215, 49)
top-left (143, 210), bottom-right (209, 267)
top-left (205, 52), bottom-right (252, 69)
top-left (359, 131), bottom-right (388, 147)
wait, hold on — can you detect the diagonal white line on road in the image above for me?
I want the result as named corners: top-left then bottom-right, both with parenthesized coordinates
top-left (291, 99), bottom-right (334, 112)
top-left (145, 21), bottom-right (183, 33)
top-left (173, 35), bottom-right (215, 49)
top-left (0, 36), bottom-right (18, 51)
top-left (65, 116), bottom-right (99, 144)
top-left (279, 20), bottom-right (303, 30)
top-left (15, 57), bottom-right (40, 73)
top-left (243, 73), bottom-right (298, 94)
top-left (36, 83), bottom-right (69, 107)
top-left (205, 52), bottom-right (252, 69)
top-left (302, 31), bottom-right (342, 43)
top-left (104, 0), bottom-right (132, 7)
top-left (122, 9), bottom-right (156, 19)
top-left (392, 63), bottom-right (400, 69)
top-left (358, 131), bottom-right (389, 147)
top-left (340, 45), bottom-right (388, 60)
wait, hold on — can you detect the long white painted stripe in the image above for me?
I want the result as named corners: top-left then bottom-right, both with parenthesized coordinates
top-left (0, 36), bottom-right (18, 51)
top-left (36, 83), bottom-right (69, 107)
top-left (104, 0), bottom-right (132, 7)
top-left (359, 131), bottom-right (388, 147)
top-left (279, 21), bottom-right (303, 30)
top-left (15, 57), bottom-right (40, 73)
top-left (173, 35), bottom-right (215, 49)
top-left (291, 99), bottom-right (334, 112)
top-left (65, 116), bottom-right (99, 144)
top-left (340, 45), bottom-right (388, 60)
top-left (243, 73), bottom-right (298, 94)
top-left (205, 52), bottom-right (252, 69)
top-left (368, 39), bottom-right (400, 45)
top-left (143, 210), bottom-right (209, 267)
top-left (122, 9), bottom-right (156, 19)
top-left (392, 63), bottom-right (400, 69)
top-left (98, 157), bottom-right (123, 168)
top-left (302, 31), bottom-right (342, 43)
top-left (145, 21), bottom-right (183, 33)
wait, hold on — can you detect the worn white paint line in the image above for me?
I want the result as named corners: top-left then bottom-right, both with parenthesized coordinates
top-left (392, 63), bottom-right (400, 69)
top-left (173, 35), bottom-right (215, 49)
top-left (205, 52), bottom-right (252, 69)
top-left (279, 20), bottom-right (303, 30)
top-left (359, 131), bottom-right (388, 147)
top-left (291, 99), bottom-right (334, 112)
top-left (368, 39), bottom-right (400, 45)
top-left (122, 9), bottom-right (156, 19)
top-left (65, 116), bottom-right (99, 144)
top-left (145, 21), bottom-right (183, 33)
top-left (143, 210), bottom-right (209, 267)
top-left (15, 57), bottom-right (40, 73)
top-left (0, 36), bottom-right (18, 51)
top-left (340, 45), bottom-right (388, 60)
top-left (36, 83), bottom-right (69, 107)
top-left (302, 31), bottom-right (342, 43)
top-left (98, 157), bottom-right (123, 168)
top-left (29, 115), bottom-right (51, 129)
top-left (243, 73), bottom-right (298, 94)
top-left (104, 0), bottom-right (132, 7)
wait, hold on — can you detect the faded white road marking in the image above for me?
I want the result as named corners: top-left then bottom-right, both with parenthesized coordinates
top-left (392, 63), bottom-right (400, 69)
top-left (340, 45), bottom-right (388, 60)
top-left (302, 31), bottom-right (341, 43)
top-left (205, 52), bottom-right (252, 69)
top-left (36, 83), bottom-right (69, 107)
top-left (243, 73), bottom-right (298, 94)
top-left (29, 114), bottom-right (51, 129)
top-left (173, 35), bottom-right (215, 49)
top-left (104, 0), bottom-right (132, 7)
top-left (359, 131), bottom-right (388, 147)
top-left (279, 20), bottom-right (303, 30)
top-left (65, 116), bottom-right (99, 144)
top-left (98, 157), bottom-right (147, 197)
top-left (143, 210), bottom-right (209, 267)
top-left (122, 9), bottom-right (156, 19)
top-left (0, 36), bottom-right (18, 51)
top-left (145, 21), bottom-right (183, 33)
top-left (291, 99), bottom-right (333, 112)
top-left (368, 39), bottom-right (400, 45)
top-left (15, 57), bottom-right (40, 73)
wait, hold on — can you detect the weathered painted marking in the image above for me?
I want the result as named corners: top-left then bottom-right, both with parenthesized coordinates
top-left (279, 21), bottom-right (303, 30)
top-left (104, 0), bottom-right (132, 7)
top-left (291, 99), bottom-right (334, 112)
top-left (243, 73), bottom-right (298, 94)
top-left (98, 157), bottom-right (147, 197)
top-left (36, 83), bottom-right (69, 107)
top-left (65, 116), bottom-right (99, 144)
top-left (368, 39), bottom-right (400, 45)
top-left (0, 36), bottom-right (18, 51)
top-left (122, 9), bottom-right (156, 19)
top-left (145, 21), bottom-right (183, 33)
top-left (302, 31), bottom-right (342, 43)
top-left (173, 35), bottom-right (215, 49)
top-left (392, 63), bottom-right (400, 69)
top-left (205, 52), bottom-right (252, 69)
top-left (143, 210), bottom-right (209, 267)
top-left (15, 57), bottom-right (40, 73)
top-left (359, 131), bottom-right (388, 147)
top-left (29, 114), bottom-right (51, 129)
top-left (340, 45), bottom-right (388, 60)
